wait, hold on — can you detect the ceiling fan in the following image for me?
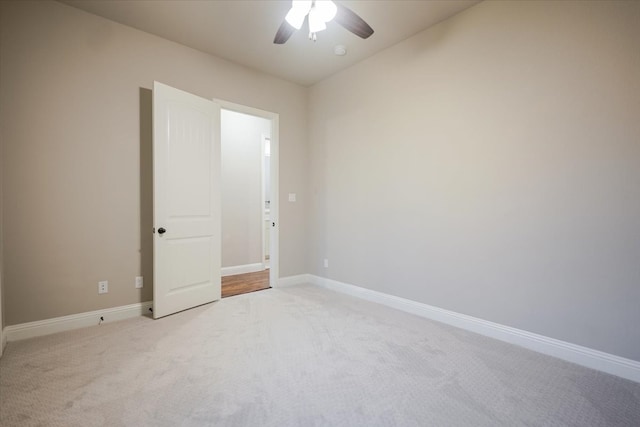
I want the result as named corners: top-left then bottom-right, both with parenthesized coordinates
top-left (274, 0), bottom-right (374, 44)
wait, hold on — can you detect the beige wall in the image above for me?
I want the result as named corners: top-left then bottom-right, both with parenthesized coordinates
top-left (0, 10), bottom-right (3, 352)
top-left (0, 0), bottom-right (308, 325)
top-left (0, 151), bottom-right (3, 354)
top-left (308, 0), bottom-right (640, 361)
top-left (0, 105), bottom-right (3, 352)
top-left (221, 109), bottom-right (270, 269)
top-left (0, 1), bottom-right (5, 353)
top-left (0, 159), bottom-right (3, 352)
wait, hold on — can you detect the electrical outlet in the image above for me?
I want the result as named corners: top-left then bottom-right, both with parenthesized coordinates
top-left (135, 276), bottom-right (144, 289)
top-left (323, 259), bottom-right (329, 268)
top-left (98, 280), bottom-right (108, 294)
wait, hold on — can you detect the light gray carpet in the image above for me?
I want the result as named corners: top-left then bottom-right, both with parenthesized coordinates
top-left (1, 284), bottom-right (639, 426)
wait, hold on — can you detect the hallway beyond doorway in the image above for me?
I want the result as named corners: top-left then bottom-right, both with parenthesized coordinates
top-left (221, 270), bottom-right (270, 298)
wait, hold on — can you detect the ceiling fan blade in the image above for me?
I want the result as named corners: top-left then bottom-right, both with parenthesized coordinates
top-left (274, 20), bottom-right (296, 44)
top-left (334, 3), bottom-right (374, 39)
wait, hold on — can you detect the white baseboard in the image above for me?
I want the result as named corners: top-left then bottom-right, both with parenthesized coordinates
top-left (221, 263), bottom-right (265, 277)
top-left (1, 328), bottom-right (6, 357)
top-left (277, 274), bottom-right (316, 288)
top-left (276, 274), bottom-right (313, 288)
top-left (5, 301), bottom-right (153, 342)
top-left (307, 275), bottom-right (640, 383)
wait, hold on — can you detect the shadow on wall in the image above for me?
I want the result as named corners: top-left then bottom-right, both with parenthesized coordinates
top-left (139, 88), bottom-right (153, 301)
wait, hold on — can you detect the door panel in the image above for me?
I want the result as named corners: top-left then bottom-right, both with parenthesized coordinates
top-left (153, 82), bottom-right (221, 318)
top-left (166, 102), bottom-right (213, 217)
top-left (165, 237), bottom-right (214, 292)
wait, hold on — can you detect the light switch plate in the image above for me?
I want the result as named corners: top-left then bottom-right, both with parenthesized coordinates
top-left (288, 193), bottom-right (296, 202)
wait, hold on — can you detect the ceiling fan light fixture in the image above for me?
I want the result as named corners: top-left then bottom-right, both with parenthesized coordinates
top-left (315, 0), bottom-right (337, 23)
top-left (308, 8), bottom-right (327, 33)
top-left (285, 8), bottom-right (307, 29)
top-left (274, 1), bottom-right (373, 45)
top-left (286, 0), bottom-right (312, 29)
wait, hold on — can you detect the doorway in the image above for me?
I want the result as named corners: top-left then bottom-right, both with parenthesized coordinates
top-left (218, 102), bottom-right (279, 297)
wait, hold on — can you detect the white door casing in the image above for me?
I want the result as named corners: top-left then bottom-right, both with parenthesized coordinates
top-left (153, 82), bottom-right (221, 318)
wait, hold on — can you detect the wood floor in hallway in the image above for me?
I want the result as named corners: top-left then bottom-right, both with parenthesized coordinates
top-left (221, 269), bottom-right (270, 298)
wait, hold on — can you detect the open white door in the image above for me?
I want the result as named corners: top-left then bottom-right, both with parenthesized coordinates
top-left (153, 81), bottom-right (221, 319)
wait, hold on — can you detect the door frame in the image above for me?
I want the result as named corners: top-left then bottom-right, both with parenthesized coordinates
top-left (215, 99), bottom-right (279, 288)
top-left (261, 134), bottom-right (271, 271)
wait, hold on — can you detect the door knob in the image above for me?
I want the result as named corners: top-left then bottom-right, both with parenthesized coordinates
top-left (158, 227), bottom-right (166, 235)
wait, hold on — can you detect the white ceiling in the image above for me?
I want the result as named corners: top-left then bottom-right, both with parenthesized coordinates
top-left (61, 0), bottom-right (480, 86)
